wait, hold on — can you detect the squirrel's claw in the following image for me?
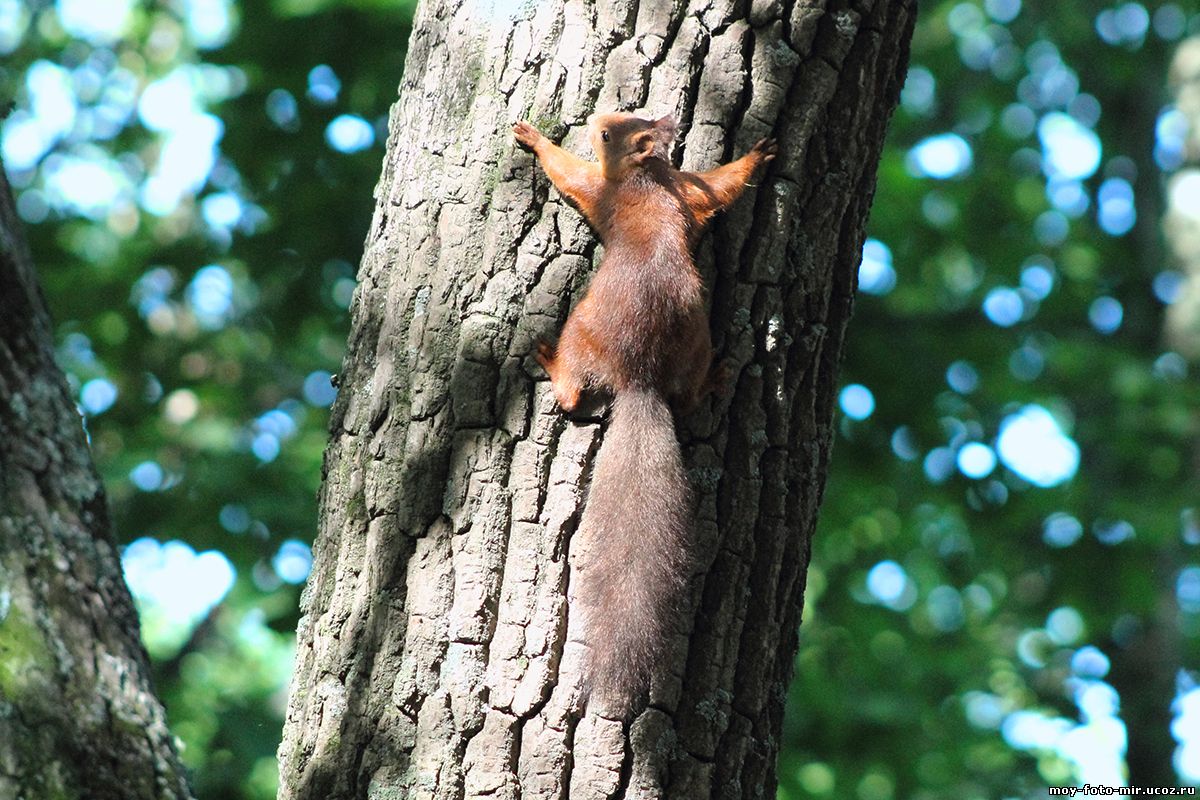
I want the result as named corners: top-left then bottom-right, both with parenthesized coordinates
top-left (752, 137), bottom-right (779, 161)
top-left (513, 120), bottom-right (543, 149)
top-left (535, 341), bottom-right (555, 369)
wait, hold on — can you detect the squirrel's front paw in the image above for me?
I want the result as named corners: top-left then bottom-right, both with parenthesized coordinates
top-left (512, 120), bottom-right (544, 150)
top-left (751, 137), bottom-right (779, 162)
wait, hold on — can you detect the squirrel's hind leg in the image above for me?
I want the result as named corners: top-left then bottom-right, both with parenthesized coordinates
top-left (672, 318), bottom-right (724, 413)
top-left (539, 297), bottom-right (617, 412)
top-left (675, 359), bottom-right (727, 413)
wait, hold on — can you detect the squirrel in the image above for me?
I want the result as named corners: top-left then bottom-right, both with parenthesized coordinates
top-left (513, 112), bottom-right (776, 713)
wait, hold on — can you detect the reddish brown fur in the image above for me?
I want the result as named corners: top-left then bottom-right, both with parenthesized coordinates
top-left (514, 113), bottom-right (775, 714)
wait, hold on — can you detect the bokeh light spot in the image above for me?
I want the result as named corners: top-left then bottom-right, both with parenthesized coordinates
top-left (1089, 296), bottom-right (1123, 334)
top-left (907, 133), bottom-right (973, 179)
top-left (219, 504), bottom-right (251, 534)
top-left (164, 388), bottom-right (200, 424)
top-left (1180, 567), bottom-right (1200, 613)
top-left (997, 405), bottom-right (1079, 487)
top-left (186, 265), bottom-right (235, 329)
top-left (272, 539), bottom-right (313, 584)
top-left (946, 360), bottom-right (979, 394)
top-left (1097, 177), bottom-right (1135, 235)
top-left (867, 561), bottom-right (909, 607)
top-left (957, 442), bottom-right (997, 479)
top-left (901, 66), bottom-right (936, 115)
top-left (1094, 519), bottom-right (1135, 546)
top-left (1046, 606), bottom-right (1085, 645)
top-left (303, 371), bottom-right (338, 407)
top-left (1020, 260), bottom-right (1055, 299)
top-left (839, 384), bottom-right (875, 420)
top-left (80, 377), bottom-right (118, 415)
top-left (1072, 646), bottom-right (1111, 678)
top-left (325, 114), bottom-right (375, 153)
top-left (982, 287), bottom-right (1023, 327)
top-left (122, 538), bottom-right (235, 625)
top-left (58, 0), bottom-right (133, 44)
top-left (923, 446), bottom-right (956, 483)
top-left (984, 0), bottom-right (1020, 23)
top-left (1038, 112), bottom-right (1101, 181)
top-left (307, 64), bottom-right (341, 105)
top-left (130, 461), bottom-right (164, 492)
top-left (858, 238), bottom-right (896, 295)
top-left (927, 585), bottom-right (965, 632)
top-left (1043, 512), bottom-right (1084, 547)
top-left (185, 0), bottom-right (235, 49)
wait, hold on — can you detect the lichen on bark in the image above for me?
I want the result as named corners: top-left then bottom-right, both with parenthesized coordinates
top-left (0, 162), bottom-right (194, 800)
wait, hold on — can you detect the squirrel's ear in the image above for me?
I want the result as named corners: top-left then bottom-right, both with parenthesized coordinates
top-left (631, 131), bottom-right (658, 162)
top-left (652, 116), bottom-right (677, 157)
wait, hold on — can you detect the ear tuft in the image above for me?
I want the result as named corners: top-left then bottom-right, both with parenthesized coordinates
top-left (654, 116), bottom-right (678, 149)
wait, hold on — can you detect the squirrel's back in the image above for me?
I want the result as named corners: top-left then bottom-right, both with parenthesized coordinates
top-left (584, 170), bottom-right (703, 388)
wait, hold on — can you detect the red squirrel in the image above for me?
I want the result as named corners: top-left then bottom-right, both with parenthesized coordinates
top-left (513, 112), bottom-right (776, 712)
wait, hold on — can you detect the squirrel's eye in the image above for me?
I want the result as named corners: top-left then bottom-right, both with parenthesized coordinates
top-left (601, 129), bottom-right (610, 142)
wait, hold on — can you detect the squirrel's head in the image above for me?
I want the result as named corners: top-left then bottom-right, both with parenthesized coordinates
top-left (587, 112), bottom-right (677, 179)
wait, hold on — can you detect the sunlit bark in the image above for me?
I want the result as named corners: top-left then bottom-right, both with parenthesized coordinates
top-left (278, 0), bottom-right (914, 797)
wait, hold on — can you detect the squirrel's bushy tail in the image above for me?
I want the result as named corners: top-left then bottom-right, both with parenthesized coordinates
top-left (576, 386), bottom-right (691, 714)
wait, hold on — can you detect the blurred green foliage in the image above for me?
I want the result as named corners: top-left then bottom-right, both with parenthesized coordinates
top-left (782, 1), bottom-right (1200, 797)
top-left (1, 1), bottom-right (410, 797)
top-left (3, 0), bottom-right (1198, 798)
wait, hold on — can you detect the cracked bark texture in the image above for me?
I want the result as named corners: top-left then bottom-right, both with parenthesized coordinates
top-left (0, 164), bottom-right (194, 798)
top-left (278, 0), bottom-right (914, 797)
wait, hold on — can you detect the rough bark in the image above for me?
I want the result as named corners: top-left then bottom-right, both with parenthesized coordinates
top-left (0, 165), bottom-right (194, 797)
top-left (278, 0), bottom-right (913, 798)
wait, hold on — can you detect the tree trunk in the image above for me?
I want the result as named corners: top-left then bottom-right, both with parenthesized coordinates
top-left (0, 166), bottom-right (194, 797)
top-left (278, 0), bottom-right (913, 797)
top-left (1165, 37), bottom-right (1200, 357)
